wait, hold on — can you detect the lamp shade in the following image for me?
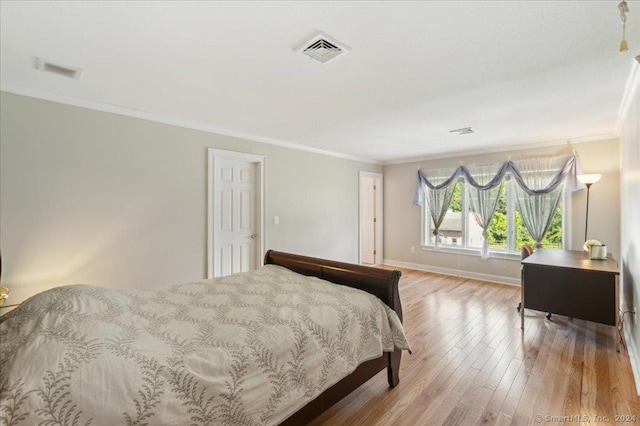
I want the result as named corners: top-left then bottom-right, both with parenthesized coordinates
top-left (577, 174), bottom-right (601, 185)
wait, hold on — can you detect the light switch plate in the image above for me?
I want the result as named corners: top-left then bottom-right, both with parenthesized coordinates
top-left (273, 216), bottom-right (280, 226)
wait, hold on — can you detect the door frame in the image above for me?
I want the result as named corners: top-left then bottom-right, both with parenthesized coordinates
top-left (359, 171), bottom-right (383, 265)
top-left (207, 148), bottom-right (265, 278)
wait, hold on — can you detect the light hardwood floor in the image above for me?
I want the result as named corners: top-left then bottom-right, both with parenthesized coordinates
top-left (310, 267), bottom-right (640, 425)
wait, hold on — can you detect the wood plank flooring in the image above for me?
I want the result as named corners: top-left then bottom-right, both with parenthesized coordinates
top-left (310, 267), bottom-right (639, 425)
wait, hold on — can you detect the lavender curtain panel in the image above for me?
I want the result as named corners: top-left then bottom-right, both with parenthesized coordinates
top-left (466, 163), bottom-right (505, 259)
top-left (510, 156), bottom-right (568, 248)
top-left (417, 167), bottom-right (460, 248)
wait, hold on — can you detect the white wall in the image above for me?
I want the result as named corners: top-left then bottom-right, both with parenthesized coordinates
top-left (383, 139), bottom-right (621, 284)
top-left (0, 92), bottom-right (381, 303)
top-left (620, 72), bottom-right (640, 394)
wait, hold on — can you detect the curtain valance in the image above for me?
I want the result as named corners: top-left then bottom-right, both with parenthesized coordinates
top-left (414, 155), bottom-right (584, 256)
top-left (414, 155), bottom-right (583, 206)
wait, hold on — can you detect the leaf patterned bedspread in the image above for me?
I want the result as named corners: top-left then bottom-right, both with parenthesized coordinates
top-left (0, 265), bottom-right (410, 426)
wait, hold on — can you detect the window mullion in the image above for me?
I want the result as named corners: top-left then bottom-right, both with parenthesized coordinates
top-left (462, 180), bottom-right (468, 248)
top-left (507, 181), bottom-right (516, 252)
top-left (422, 204), bottom-right (426, 245)
top-left (562, 186), bottom-right (569, 250)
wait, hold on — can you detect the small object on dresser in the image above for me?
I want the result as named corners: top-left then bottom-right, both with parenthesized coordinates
top-left (0, 286), bottom-right (9, 306)
top-left (589, 244), bottom-right (608, 260)
top-left (584, 239), bottom-right (607, 259)
top-left (583, 239), bottom-right (602, 252)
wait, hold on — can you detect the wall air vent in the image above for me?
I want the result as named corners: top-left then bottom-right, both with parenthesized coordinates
top-left (294, 32), bottom-right (351, 64)
top-left (35, 58), bottom-right (83, 79)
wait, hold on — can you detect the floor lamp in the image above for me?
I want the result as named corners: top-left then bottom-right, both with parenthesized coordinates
top-left (577, 174), bottom-right (601, 243)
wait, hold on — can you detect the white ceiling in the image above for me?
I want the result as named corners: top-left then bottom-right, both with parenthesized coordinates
top-left (1, 1), bottom-right (638, 163)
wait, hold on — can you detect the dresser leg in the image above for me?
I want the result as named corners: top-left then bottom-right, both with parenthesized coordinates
top-left (520, 282), bottom-right (525, 330)
top-left (615, 275), bottom-right (621, 352)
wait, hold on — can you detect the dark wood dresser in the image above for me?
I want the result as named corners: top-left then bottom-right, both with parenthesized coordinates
top-left (521, 249), bottom-right (620, 351)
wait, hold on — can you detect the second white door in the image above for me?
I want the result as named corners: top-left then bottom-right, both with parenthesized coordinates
top-left (360, 174), bottom-right (381, 265)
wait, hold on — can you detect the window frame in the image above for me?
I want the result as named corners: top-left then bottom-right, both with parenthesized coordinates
top-left (421, 176), bottom-right (571, 257)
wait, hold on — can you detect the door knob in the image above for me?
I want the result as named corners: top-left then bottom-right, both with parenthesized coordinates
top-left (250, 234), bottom-right (258, 239)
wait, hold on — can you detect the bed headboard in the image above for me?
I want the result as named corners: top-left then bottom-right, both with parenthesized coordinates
top-left (263, 250), bottom-right (402, 322)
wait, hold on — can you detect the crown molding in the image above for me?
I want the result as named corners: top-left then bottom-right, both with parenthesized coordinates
top-left (615, 56), bottom-right (640, 135)
top-left (0, 84), bottom-right (382, 165)
top-left (383, 133), bottom-right (618, 165)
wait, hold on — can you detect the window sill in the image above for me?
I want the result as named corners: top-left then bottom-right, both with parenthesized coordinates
top-left (420, 245), bottom-right (521, 261)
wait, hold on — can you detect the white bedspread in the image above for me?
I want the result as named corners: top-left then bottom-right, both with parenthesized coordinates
top-left (0, 265), bottom-right (410, 426)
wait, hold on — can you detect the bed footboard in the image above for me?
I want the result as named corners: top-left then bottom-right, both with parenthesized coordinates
top-left (264, 250), bottom-right (404, 425)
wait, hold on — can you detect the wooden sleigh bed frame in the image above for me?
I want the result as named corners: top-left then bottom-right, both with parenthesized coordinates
top-left (263, 250), bottom-right (404, 425)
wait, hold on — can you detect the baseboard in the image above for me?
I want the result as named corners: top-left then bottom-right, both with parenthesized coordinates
top-left (382, 259), bottom-right (520, 286)
top-left (624, 323), bottom-right (640, 396)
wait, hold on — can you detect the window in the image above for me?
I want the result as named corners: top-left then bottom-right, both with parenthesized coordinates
top-left (424, 179), bottom-right (566, 254)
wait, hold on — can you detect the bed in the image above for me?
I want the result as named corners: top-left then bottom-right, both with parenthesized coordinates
top-left (0, 250), bottom-right (409, 425)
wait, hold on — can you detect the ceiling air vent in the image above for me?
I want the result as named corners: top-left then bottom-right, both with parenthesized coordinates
top-left (295, 32), bottom-right (351, 64)
top-left (449, 127), bottom-right (474, 135)
top-left (35, 57), bottom-right (83, 79)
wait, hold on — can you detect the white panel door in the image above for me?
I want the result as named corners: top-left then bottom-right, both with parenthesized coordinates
top-left (214, 157), bottom-right (257, 277)
top-left (360, 176), bottom-right (376, 264)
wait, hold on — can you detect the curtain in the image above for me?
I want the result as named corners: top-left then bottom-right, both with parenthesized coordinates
top-left (415, 155), bottom-right (582, 254)
top-left (418, 167), bottom-right (460, 248)
top-left (465, 163), bottom-right (505, 259)
top-left (510, 156), bottom-right (568, 248)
